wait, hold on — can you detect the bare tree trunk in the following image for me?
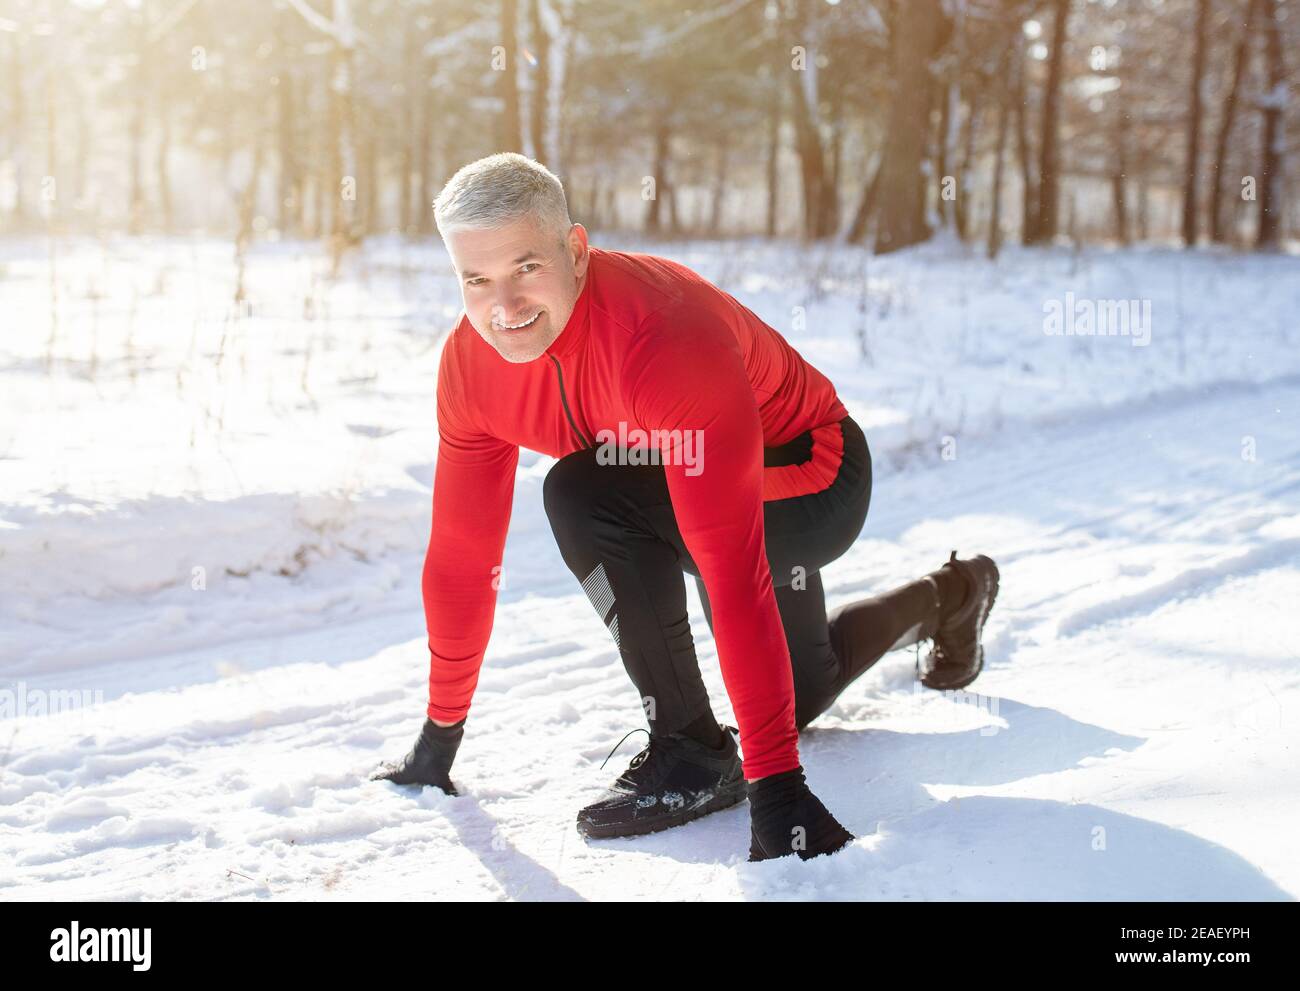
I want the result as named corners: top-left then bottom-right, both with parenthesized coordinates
top-left (956, 89), bottom-right (980, 240)
top-left (1182, 0), bottom-right (1210, 246)
top-left (399, 26), bottom-right (415, 234)
top-left (542, 0), bottom-right (576, 178)
top-left (1136, 148), bottom-right (1150, 241)
top-left (583, 173), bottom-right (598, 226)
top-left (332, 22), bottom-right (358, 248)
top-left (417, 10), bottom-right (438, 237)
top-left (1256, 0), bottom-right (1286, 250)
top-left (310, 79), bottom-right (325, 241)
top-left (235, 139), bottom-right (267, 306)
top-left (935, 0), bottom-right (967, 235)
top-left (787, 66), bottom-right (832, 239)
top-left (875, 0), bottom-right (944, 254)
top-left (44, 39), bottom-right (59, 367)
top-left (1031, 0), bottom-right (1071, 244)
top-left (307, 66), bottom-right (324, 241)
top-left (765, 77), bottom-right (781, 237)
top-left (846, 154), bottom-right (881, 245)
top-left (988, 42), bottom-right (1013, 259)
top-left (528, 0), bottom-right (551, 165)
top-left (362, 121), bottom-right (377, 234)
top-left (1113, 84), bottom-right (1130, 244)
top-left (935, 78), bottom-right (953, 228)
top-left (498, 0), bottom-right (523, 152)
top-left (1014, 34), bottom-right (1038, 244)
top-left (644, 116), bottom-right (671, 235)
top-left (786, 0), bottom-right (836, 239)
top-left (418, 82), bottom-right (437, 235)
top-left (1208, 0), bottom-right (1261, 243)
top-left (709, 134), bottom-right (729, 235)
top-left (44, 41), bottom-right (56, 217)
top-left (324, 45), bottom-right (341, 239)
top-left (280, 72), bottom-right (300, 236)
top-left (8, 33), bottom-right (26, 228)
top-left (275, 8), bottom-right (298, 238)
top-left (987, 88), bottom-right (1008, 256)
top-left (128, 9), bottom-right (148, 234)
top-left (603, 183), bottom-right (616, 232)
top-left (73, 77), bottom-right (89, 216)
top-left (156, 84), bottom-right (173, 233)
top-left (826, 80), bottom-right (845, 234)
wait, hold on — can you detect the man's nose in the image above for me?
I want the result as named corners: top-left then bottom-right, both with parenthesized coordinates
top-left (493, 294), bottom-right (528, 320)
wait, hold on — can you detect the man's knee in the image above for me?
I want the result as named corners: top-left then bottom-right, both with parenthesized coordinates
top-left (790, 645), bottom-right (842, 732)
top-left (793, 683), bottom-right (840, 733)
top-left (543, 448), bottom-right (604, 541)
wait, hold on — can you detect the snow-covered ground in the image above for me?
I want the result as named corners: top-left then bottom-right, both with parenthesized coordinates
top-left (1, 234), bottom-right (1297, 900)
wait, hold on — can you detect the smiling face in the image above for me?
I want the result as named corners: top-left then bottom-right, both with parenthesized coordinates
top-left (445, 216), bottom-right (590, 364)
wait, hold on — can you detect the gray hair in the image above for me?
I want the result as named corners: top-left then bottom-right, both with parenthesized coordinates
top-left (433, 153), bottom-right (572, 246)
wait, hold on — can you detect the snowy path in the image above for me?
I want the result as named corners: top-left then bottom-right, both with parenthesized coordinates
top-left (3, 370), bottom-right (1297, 901)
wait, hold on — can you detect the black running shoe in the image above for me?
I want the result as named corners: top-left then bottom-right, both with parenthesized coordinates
top-left (576, 726), bottom-right (747, 839)
top-left (918, 551), bottom-right (1000, 691)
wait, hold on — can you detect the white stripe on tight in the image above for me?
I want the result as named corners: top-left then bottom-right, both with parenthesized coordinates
top-left (581, 561), bottom-right (615, 621)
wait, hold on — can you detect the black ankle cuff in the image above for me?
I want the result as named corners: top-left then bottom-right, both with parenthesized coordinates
top-left (677, 711), bottom-right (726, 750)
top-left (747, 765), bottom-right (807, 809)
top-left (422, 716), bottom-right (466, 745)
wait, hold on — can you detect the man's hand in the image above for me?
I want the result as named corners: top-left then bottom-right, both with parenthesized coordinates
top-left (370, 717), bottom-right (465, 794)
top-left (747, 765), bottom-right (854, 861)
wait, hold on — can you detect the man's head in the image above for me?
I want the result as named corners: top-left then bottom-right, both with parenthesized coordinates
top-left (434, 153), bottom-right (589, 364)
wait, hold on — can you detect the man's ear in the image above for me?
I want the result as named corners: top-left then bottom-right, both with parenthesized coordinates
top-left (567, 223), bottom-right (590, 277)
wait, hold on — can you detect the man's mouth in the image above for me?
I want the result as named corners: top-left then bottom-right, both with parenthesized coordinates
top-left (495, 310), bottom-right (542, 331)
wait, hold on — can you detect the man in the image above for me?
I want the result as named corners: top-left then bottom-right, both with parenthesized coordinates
top-left (372, 153), bottom-right (999, 862)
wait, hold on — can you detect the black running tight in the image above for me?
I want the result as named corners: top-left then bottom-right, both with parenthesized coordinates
top-left (543, 414), bottom-right (940, 737)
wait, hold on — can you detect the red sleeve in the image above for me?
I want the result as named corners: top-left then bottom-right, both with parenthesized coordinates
top-left (625, 313), bottom-right (800, 781)
top-left (422, 336), bottom-right (519, 723)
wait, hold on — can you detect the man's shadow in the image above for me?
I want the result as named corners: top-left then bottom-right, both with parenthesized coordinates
top-left (564, 692), bottom-right (1290, 900)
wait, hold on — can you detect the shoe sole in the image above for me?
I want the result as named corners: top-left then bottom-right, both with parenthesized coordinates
top-left (921, 556), bottom-right (999, 691)
top-left (576, 779), bottom-right (748, 840)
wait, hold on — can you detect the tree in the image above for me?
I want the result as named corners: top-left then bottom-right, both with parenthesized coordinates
top-left (1255, 0), bottom-right (1287, 250)
top-left (498, 0), bottom-right (523, 152)
top-left (786, 0), bottom-right (838, 240)
top-left (1029, 0), bottom-right (1070, 244)
top-left (1182, 0), bottom-right (1210, 246)
top-left (874, 0), bottom-right (948, 254)
top-left (1208, 0), bottom-right (1262, 245)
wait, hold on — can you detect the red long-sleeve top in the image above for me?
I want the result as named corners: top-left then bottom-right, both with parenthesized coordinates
top-left (424, 246), bottom-right (849, 780)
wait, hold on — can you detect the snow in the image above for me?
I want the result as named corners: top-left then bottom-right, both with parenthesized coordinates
top-left (1, 233), bottom-right (1298, 900)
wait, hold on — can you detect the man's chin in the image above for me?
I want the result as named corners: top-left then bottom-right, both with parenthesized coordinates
top-left (490, 325), bottom-right (555, 363)
top-left (488, 336), bottom-right (540, 363)
top-left (496, 346), bottom-right (545, 364)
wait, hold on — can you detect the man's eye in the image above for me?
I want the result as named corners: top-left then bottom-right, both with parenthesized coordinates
top-left (466, 278), bottom-right (485, 287)
top-left (520, 263), bottom-right (539, 274)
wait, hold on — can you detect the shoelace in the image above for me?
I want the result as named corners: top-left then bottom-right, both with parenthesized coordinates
top-left (598, 727), bottom-right (687, 790)
top-left (924, 553), bottom-right (978, 666)
top-left (922, 568), bottom-right (985, 680)
top-left (599, 727), bottom-right (651, 771)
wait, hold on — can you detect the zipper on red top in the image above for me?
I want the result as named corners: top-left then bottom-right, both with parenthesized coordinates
top-left (547, 353), bottom-right (593, 449)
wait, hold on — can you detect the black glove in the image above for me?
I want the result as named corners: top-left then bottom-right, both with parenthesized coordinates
top-left (370, 717), bottom-right (465, 795)
top-left (747, 765), bottom-right (854, 862)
